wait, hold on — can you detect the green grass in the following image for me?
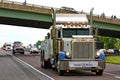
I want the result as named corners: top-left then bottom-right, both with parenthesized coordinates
top-left (106, 56), bottom-right (120, 65)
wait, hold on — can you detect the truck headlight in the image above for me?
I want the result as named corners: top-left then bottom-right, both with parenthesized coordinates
top-left (96, 51), bottom-right (100, 56)
top-left (65, 52), bottom-right (71, 59)
top-left (95, 51), bottom-right (100, 59)
top-left (95, 49), bottom-right (105, 60)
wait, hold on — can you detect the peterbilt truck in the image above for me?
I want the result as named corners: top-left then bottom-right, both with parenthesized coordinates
top-left (40, 10), bottom-right (105, 76)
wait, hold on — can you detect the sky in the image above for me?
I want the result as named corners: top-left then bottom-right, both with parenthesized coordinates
top-left (0, 0), bottom-right (120, 46)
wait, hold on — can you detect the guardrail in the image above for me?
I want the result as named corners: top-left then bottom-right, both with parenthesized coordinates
top-left (0, 0), bottom-right (53, 15)
top-left (0, 0), bottom-right (52, 9)
top-left (87, 14), bottom-right (120, 25)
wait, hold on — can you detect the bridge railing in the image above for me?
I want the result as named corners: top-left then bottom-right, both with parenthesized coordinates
top-left (0, 0), bottom-right (52, 14)
top-left (0, 0), bottom-right (52, 9)
top-left (0, 0), bottom-right (120, 25)
top-left (86, 12), bottom-right (120, 25)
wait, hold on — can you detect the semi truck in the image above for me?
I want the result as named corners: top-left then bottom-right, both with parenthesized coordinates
top-left (40, 9), bottom-right (105, 76)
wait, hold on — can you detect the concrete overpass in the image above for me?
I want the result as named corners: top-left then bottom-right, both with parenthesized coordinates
top-left (0, 0), bottom-right (120, 38)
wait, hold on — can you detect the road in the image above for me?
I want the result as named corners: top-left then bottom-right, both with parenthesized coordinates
top-left (1, 49), bottom-right (120, 80)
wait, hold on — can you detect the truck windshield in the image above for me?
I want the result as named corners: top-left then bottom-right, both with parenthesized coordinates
top-left (62, 28), bottom-right (89, 38)
top-left (6, 44), bottom-right (11, 46)
top-left (13, 41), bottom-right (22, 44)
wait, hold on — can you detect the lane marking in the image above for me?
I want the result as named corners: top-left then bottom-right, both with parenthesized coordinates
top-left (13, 56), bottom-right (55, 80)
top-left (104, 72), bottom-right (120, 79)
top-left (114, 76), bottom-right (120, 79)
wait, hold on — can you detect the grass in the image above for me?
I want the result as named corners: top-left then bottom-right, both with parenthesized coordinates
top-left (106, 56), bottom-right (120, 65)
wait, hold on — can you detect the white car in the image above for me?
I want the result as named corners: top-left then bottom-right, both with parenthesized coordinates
top-left (5, 44), bottom-right (12, 50)
top-left (30, 47), bottom-right (39, 54)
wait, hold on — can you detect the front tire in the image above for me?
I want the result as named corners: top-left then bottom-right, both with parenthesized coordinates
top-left (12, 50), bottom-right (15, 54)
top-left (57, 61), bottom-right (64, 76)
top-left (41, 61), bottom-right (45, 68)
top-left (58, 70), bottom-right (64, 76)
top-left (95, 70), bottom-right (103, 76)
top-left (21, 51), bottom-right (24, 54)
top-left (41, 60), bottom-right (49, 68)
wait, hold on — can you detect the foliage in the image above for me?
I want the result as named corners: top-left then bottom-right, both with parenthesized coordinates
top-left (114, 39), bottom-right (120, 49)
top-left (45, 36), bottom-right (48, 39)
top-left (36, 40), bottom-right (42, 45)
top-left (97, 36), bottom-right (118, 49)
top-left (106, 56), bottom-right (120, 65)
top-left (36, 40), bottom-right (42, 48)
top-left (36, 34), bottom-right (48, 46)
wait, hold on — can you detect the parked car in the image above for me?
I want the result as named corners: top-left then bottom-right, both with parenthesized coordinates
top-left (30, 47), bottom-right (39, 54)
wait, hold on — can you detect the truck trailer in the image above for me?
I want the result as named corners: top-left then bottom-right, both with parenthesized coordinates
top-left (40, 9), bottom-right (105, 76)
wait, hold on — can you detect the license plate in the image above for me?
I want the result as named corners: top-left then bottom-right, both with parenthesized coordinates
top-left (69, 61), bottom-right (98, 67)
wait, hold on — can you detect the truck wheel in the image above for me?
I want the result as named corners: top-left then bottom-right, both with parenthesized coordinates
top-left (95, 70), bottom-right (103, 76)
top-left (58, 70), bottom-right (64, 76)
top-left (41, 61), bottom-right (44, 68)
top-left (57, 61), bottom-right (64, 75)
top-left (57, 66), bottom-right (64, 75)
top-left (41, 63), bottom-right (44, 68)
top-left (21, 51), bottom-right (24, 54)
top-left (12, 51), bottom-right (15, 54)
top-left (52, 65), bottom-right (57, 71)
top-left (41, 61), bottom-right (47, 68)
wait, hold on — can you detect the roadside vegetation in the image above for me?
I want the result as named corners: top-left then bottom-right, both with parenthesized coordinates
top-left (97, 36), bottom-right (120, 65)
top-left (97, 36), bottom-right (120, 49)
top-left (106, 56), bottom-right (120, 65)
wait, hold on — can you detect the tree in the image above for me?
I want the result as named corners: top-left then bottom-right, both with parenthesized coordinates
top-left (45, 36), bottom-right (48, 39)
top-left (36, 40), bottom-right (42, 48)
top-left (107, 37), bottom-right (117, 49)
top-left (114, 39), bottom-right (120, 49)
top-left (97, 36), bottom-right (117, 49)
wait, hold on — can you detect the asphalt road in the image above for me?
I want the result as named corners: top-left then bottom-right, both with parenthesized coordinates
top-left (15, 51), bottom-right (120, 80)
top-left (1, 49), bottom-right (120, 80)
top-left (0, 49), bottom-right (54, 80)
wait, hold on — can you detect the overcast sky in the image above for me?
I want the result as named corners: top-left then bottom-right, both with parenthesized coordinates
top-left (0, 0), bottom-right (120, 46)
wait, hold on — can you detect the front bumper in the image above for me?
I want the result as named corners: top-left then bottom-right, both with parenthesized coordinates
top-left (59, 60), bottom-right (105, 71)
top-left (14, 49), bottom-right (24, 53)
top-left (31, 51), bottom-right (39, 53)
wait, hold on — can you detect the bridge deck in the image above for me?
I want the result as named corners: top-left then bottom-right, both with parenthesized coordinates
top-left (0, 0), bottom-right (120, 25)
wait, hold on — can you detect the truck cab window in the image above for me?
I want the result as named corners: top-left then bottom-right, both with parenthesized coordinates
top-left (58, 29), bottom-right (61, 38)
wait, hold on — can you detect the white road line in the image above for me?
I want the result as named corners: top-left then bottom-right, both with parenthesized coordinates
top-left (13, 56), bottom-right (55, 80)
top-left (104, 72), bottom-right (120, 79)
top-left (114, 76), bottom-right (120, 79)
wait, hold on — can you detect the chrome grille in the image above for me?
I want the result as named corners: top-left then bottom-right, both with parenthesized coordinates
top-left (72, 42), bottom-right (94, 59)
